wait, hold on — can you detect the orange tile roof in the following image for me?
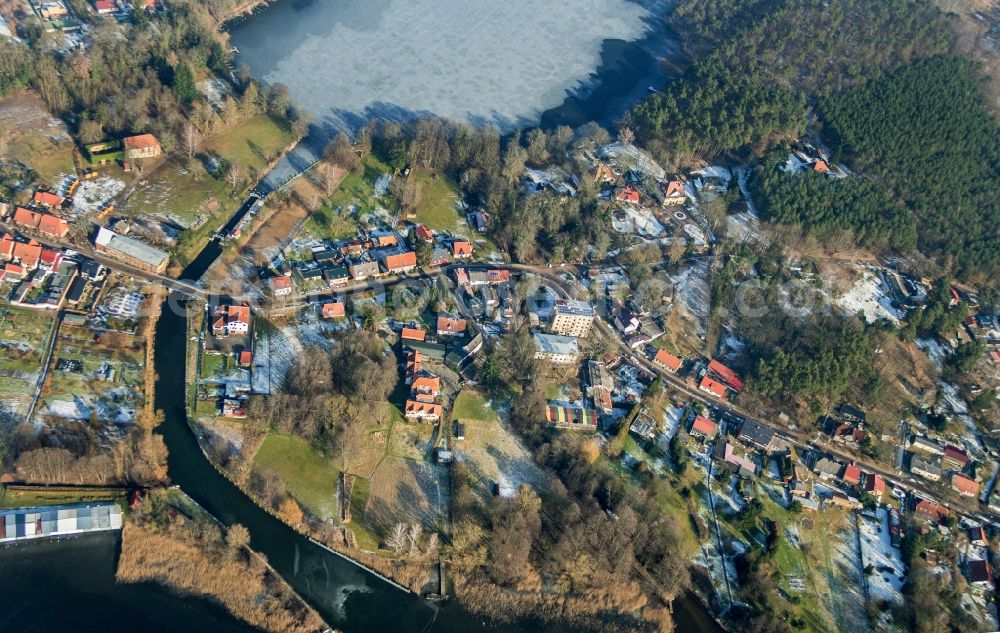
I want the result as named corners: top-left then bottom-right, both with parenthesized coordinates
top-left (33, 191), bottom-right (64, 207)
top-left (411, 375), bottom-right (440, 395)
top-left (842, 463), bottom-right (862, 485)
top-left (707, 359), bottom-right (744, 392)
top-left (123, 134), bottom-right (160, 151)
top-left (437, 315), bottom-right (467, 335)
top-left (452, 241), bottom-right (472, 257)
top-left (0, 234), bottom-right (14, 258)
top-left (37, 213), bottom-right (68, 237)
top-left (322, 302), bottom-right (345, 319)
top-left (385, 251), bottom-right (417, 271)
top-left (952, 474), bottom-right (979, 496)
top-left (405, 400), bottom-right (442, 418)
top-left (271, 275), bottom-right (292, 290)
top-left (690, 415), bottom-right (717, 438)
top-left (699, 375), bottom-right (728, 398)
top-left (654, 349), bottom-right (682, 371)
top-left (664, 180), bottom-right (685, 198)
top-left (401, 327), bottom-right (426, 341)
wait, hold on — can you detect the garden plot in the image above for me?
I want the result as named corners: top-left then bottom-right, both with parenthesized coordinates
top-left (251, 313), bottom-right (341, 394)
top-left (0, 306), bottom-right (55, 424)
top-left (858, 508), bottom-right (905, 606)
top-left (365, 456), bottom-right (448, 533)
top-left (42, 329), bottom-right (145, 425)
top-left (70, 175), bottom-right (126, 216)
top-left (451, 390), bottom-right (548, 495)
top-left (835, 268), bottom-right (904, 324)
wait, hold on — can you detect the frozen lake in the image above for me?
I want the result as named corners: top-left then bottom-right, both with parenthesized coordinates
top-left (229, 0), bottom-right (666, 133)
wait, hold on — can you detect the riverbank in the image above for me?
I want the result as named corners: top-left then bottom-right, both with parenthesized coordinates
top-left (118, 488), bottom-right (329, 633)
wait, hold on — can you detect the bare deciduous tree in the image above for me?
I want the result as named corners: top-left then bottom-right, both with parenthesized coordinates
top-left (386, 522), bottom-right (408, 555)
top-left (182, 121), bottom-right (202, 160)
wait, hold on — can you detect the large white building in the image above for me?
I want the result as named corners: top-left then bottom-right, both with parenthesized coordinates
top-left (1, 502), bottom-right (122, 542)
top-left (549, 299), bottom-right (594, 338)
top-left (533, 332), bottom-right (580, 364)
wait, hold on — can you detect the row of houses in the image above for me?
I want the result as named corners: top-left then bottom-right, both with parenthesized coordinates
top-left (401, 327), bottom-right (444, 422)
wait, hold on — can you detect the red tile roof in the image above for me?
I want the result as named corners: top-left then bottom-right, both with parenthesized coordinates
top-left (952, 474), bottom-right (979, 496)
top-left (270, 275), bottom-right (292, 290)
top-left (699, 375), bottom-right (728, 399)
top-left (414, 225), bottom-right (434, 241)
top-left (663, 180), bottom-right (685, 198)
top-left (914, 499), bottom-right (949, 523)
top-left (615, 185), bottom-right (640, 204)
top-left (405, 400), bottom-right (442, 418)
top-left (437, 315), bottom-right (467, 335)
top-left (707, 359), bottom-right (744, 392)
top-left (123, 133), bottom-right (159, 151)
top-left (322, 302), bottom-right (345, 319)
top-left (487, 269), bottom-right (510, 283)
top-left (452, 240), bottom-right (472, 257)
top-left (863, 473), bottom-right (885, 495)
top-left (411, 375), bottom-right (440, 395)
top-left (654, 349), bottom-right (682, 371)
top-left (401, 327), bottom-right (426, 341)
top-left (943, 445), bottom-right (969, 465)
top-left (239, 351), bottom-right (252, 365)
top-left (33, 191), bottom-right (64, 207)
top-left (384, 251), bottom-right (417, 271)
top-left (690, 415), bottom-right (717, 438)
top-left (842, 463), bottom-right (862, 485)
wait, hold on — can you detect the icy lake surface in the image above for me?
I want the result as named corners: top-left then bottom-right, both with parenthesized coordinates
top-left (230, 0), bottom-right (656, 131)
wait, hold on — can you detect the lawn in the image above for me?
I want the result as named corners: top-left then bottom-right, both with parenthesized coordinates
top-left (200, 352), bottom-right (228, 379)
top-left (452, 390), bottom-right (496, 423)
top-left (300, 154), bottom-right (390, 242)
top-left (0, 486), bottom-right (125, 509)
top-left (124, 115), bottom-right (296, 232)
top-left (253, 432), bottom-right (340, 520)
top-left (21, 129), bottom-right (75, 184)
top-left (411, 170), bottom-right (461, 232)
top-left (345, 476), bottom-right (380, 550)
top-left (203, 115), bottom-right (294, 175)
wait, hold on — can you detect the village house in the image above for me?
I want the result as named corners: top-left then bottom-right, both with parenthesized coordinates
top-left (592, 162), bottom-right (617, 185)
top-left (13, 207), bottom-right (69, 239)
top-left (269, 275), bottom-right (292, 297)
top-left (32, 191), bottom-right (64, 209)
top-left (813, 457), bottom-right (843, 481)
top-left (661, 180), bottom-right (686, 205)
top-left (211, 304), bottom-right (251, 336)
top-left (615, 185), bottom-right (640, 205)
top-left (828, 491), bottom-right (862, 510)
top-left (913, 498), bottom-right (949, 524)
top-left (738, 420), bottom-right (779, 453)
top-left (323, 266), bottom-right (349, 287)
top-left (545, 404), bottom-right (598, 431)
top-left (436, 314), bottom-right (467, 337)
top-left (404, 350), bottom-right (421, 384)
top-left (714, 438), bottom-right (756, 477)
top-left (413, 224), bottom-right (434, 242)
top-left (122, 134), bottom-right (161, 159)
top-left (348, 258), bottom-right (380, 280)
top-left (411, 375), bottom-right (441, 398)
top-left (966, 560), bottom-right (993, 588)
top-left (451, 240), bottom-right (472, 259)
top-left (93, 0), bottom-right (116, 14)
top-left (380, 251), bottom-right (417, 274)
top-left (969, 526), bottom-right (988, 547)
top-left (841, 463), bottom-right (862, 486)
top-left (699, 375), bottom-right (729, 400)
top-left (39, 1), bottom-right (69, 19)
top-left (653, 348), bottom-right (682, 373)
top-left (942, 445), bottom-right (969, 471)
top-left (321, 302), bottom-right (345, 319)
top-left (951, 474), bottom-right (979, 497)
top-left (690, 415), bottom-right (718, 440)
top-left (405, 400), bottom-right (443, 422)
top-left (910, 454), bottom-right (943, 481)
top-left (863, 472), bottom-right (886, 497)
top-left (586, 361), bottom-right (614, 417)
top-left (706, 359), bottom-right (745, 393)
top-left (909, 435), bottom-right (944, 456)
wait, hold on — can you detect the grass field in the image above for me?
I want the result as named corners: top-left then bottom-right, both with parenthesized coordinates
top-left (0, 486), bottom-right (125, 509)
top-left (411, 170), bottom-right (462, 232)
top-left (124, 115), bottom-right (295, 230)
top-left (0, 91), bottom-right (75, 186)
top-left (253, 432), bottom-right (340, 520)
top-left (365, 456), bottom-right (446, 534)
top-left (451, 389), bottom-right (548, 495)
top-left (21, 129), bottom-right (75, 184)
